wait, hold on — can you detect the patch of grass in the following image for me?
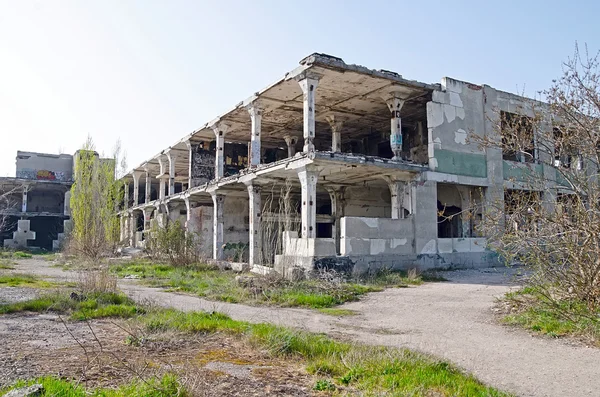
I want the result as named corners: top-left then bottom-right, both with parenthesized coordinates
top-left (0, 290), bottom-right (142, 320)
top-left (0, 259), bottom-right (15, 269)
top-left (313, 379), bottom-right (336, 391)
top-left (502, 287), bottom-right (600, 345)
top-left (0, 373), bottom-right (188, 396)
top-left (0, 273), bottom-right (54, 288)
top-left (111, 261), bottom-right (411, 309)
top-left (134, 309), bottom-right (509, 396)
top-left (0, 250), bottom-right (33, 259)
top-left (317, 308), bottom-right (357, 316)
top-left (355, 267), bottom-right (447, 287)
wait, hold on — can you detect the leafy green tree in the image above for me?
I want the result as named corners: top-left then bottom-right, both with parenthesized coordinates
top-left (69, 137), bottom-right (122, 258)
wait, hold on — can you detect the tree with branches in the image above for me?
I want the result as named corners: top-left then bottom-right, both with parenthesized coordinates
top-left (478, 44), bottom-right (600, 315)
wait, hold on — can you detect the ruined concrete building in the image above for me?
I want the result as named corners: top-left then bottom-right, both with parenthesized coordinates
top-left (0, 150), bottom-right (113, 251)
top-left (118, 53), bottom-right (543, 275)
top-left (0, 151), bottom-right (73, 250)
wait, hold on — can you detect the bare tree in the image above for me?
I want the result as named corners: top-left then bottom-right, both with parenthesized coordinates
top-left (478, 44), bottom-right (600, 310)
top-left (0, 186), bottom-right (20, 243)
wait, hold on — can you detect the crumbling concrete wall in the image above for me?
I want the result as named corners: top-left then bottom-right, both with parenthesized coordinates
top-left (340, 217), bottom-right (413, 256)
top-left (16, 151), bottom-right (73, 181)
top-left (427, 78), bottom-right (487, 178)
top-left (3, 220), bottom-right (35, 248)
top-left (344, 186), bottom-right (391, 218)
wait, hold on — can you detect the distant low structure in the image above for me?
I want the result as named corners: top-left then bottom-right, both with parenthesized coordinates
top-left (0, 150), bottom-right (110, 251)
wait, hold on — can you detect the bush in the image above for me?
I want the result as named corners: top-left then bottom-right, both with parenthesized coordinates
top-left (145, 220), bottom-right (200, 266)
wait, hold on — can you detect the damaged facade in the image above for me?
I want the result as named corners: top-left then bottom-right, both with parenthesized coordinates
top-left (1, 151), bottom-right (73, 250)
top-left (1, 150), bottom-right (112, 251)
top-left (118, 53), bottom-right (555, 276)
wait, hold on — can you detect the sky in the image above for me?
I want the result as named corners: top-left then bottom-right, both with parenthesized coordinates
top-left (0, 0), bottom-right (598, 176)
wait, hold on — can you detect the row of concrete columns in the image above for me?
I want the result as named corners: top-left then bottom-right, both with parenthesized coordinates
top-left (124, 74), bottom-right (408, 211)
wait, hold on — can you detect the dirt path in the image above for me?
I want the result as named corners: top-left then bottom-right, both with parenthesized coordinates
top-left (8, 258), bottom-right (600, 397)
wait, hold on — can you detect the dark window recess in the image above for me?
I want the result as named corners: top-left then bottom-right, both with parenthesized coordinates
top-left (316, 223), bottom-right (332, 238)
top-left (437, 201), bottom-right (462, 238)
top-left (501, 111), bottom-right (535, 163)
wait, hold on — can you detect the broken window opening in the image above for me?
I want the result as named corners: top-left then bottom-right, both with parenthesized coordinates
top-left (501, 111), bottom-right (536, 163)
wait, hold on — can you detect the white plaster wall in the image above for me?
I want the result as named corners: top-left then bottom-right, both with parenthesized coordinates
top-left (344, 185), bottom-right (391, 218)
top-left (340, 217), bottom-right (414, 256)
top-left (223, 196), bottom-right (249, 245)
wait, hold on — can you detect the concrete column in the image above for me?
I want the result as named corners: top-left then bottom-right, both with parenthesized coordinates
top-left (210, 192), bottom-right (225, 260)
top-left (120, 215), bottom-right (125, 242)
top-left (64, 190), bottom-right (71, 216)
top-left (385, 95), bottom-right (405, 160)
top-left (411, 180), bottom-right (438, 254)
top-left (246, 183), bottom-right (262, 267)
top-left (128, 212), bottom-right (136, 247)
top-left (132, 171), bottom-right (143, 206)
top-left (247, 104), bottom-right (262, 167)
top-left (21, 185), bottom-right (28, 212)
top-left (211, 123), bottom-right (229, 180)
top-left (166, 151), bottom-right (177, 196)
top-left (297, 166), bottom-right (320, 238)
top-left (456, 186), bottom-right (472, 238)
top-left (327, 187), bottom-right (345, 255)
top-left (123, 182), bottom-right (130, 210)
top-left (144, 168), bottom-right (152, 204)
top-left (325, 114), bottom-right (345, 153)
top-left (184, 197), bottom-right (191, 230)
top-left (185, 141), bottom-right (194, 189)
top-left (158, 177), bottom-right (166, 200)
top-left (387, 180), bottom-right (409, 219)
top-left (143, 207), bottom-right (154, 231)
top-left (284, 135), bottom-right (297, 158)
top-left (297, 75), bottom-right (319, 153)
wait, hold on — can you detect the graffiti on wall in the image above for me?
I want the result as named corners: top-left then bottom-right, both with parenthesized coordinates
top-left (16, 169), bottom-right (71, 182)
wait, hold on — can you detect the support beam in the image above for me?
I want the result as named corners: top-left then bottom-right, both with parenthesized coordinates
top-left (132, 171), bottom-right (143, 206)
top-left (210, 192), bottom-right (225, 260)
top-left (166, 151), bottom-right (177, 196)
top-left (128, 212), bottom-right (136, 247)
top-left (21, 185), bottom-right (28, 213)
top-left (246, 183), bottom-right (262, 267)
top-left (385, 94), bottom-right (405, 160)
top-left (297, 166), bottom-right (320, 238)
top-left (184, 197), bottom-right (191, 230)
top-left (123, 182), bottom-right (130, 210)
top-left (247, 104), bottom-right (262, 168)
top-left (283, 135), bottom-right (297, 158)
top-left (185, 141), bottom-right (194, 189)
top-left (297, 74), bottom-right (320, 153)
top-left (211, 123), bottom-right (230, 180)
top-left (143, 207), bottom-right (154, 231)
top-left (158, 177), bottom-right (166, 200)
top-left (143, 166), bottom-right (152, 204)
top-left (325, 114), bottom-right (345, 153)
top-left (386, 179), bottom-right (410, 219)
top-left (327, 187), bottom-right (345, 254)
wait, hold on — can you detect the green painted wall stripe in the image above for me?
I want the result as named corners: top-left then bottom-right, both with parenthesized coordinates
top-left (434, 150), bottom-right (487, 178)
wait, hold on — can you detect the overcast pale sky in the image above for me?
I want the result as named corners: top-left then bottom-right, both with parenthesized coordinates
top-left (0, 0), bottom-right (598, 176)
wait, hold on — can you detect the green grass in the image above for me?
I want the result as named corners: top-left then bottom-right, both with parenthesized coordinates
top-left (0, 273), bottom-right (54, 288)
top-left (136, 309), bottom-right (509, 396)
top-left (0, 259), bottom-right (15, 269)
top-left (317, 308), bottom-right (357, 316)
top-left (3, 291), bottom-right (507, 396)
top-left (111, 261), bottom-right (442, 309)
top-left (502, 287), bottom-right (600, 345)
top-left (0, 290), bottom-right (143, 320)
top-left (0, 373), bottom-right (187, 397)
top-left (0, 250), bottom-right (33, 259)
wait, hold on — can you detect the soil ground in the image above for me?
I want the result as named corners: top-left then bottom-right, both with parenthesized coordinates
top-left (0, 310), bottom-right (321, 396)
top-left (4, 258), bottom-right (600, 397)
